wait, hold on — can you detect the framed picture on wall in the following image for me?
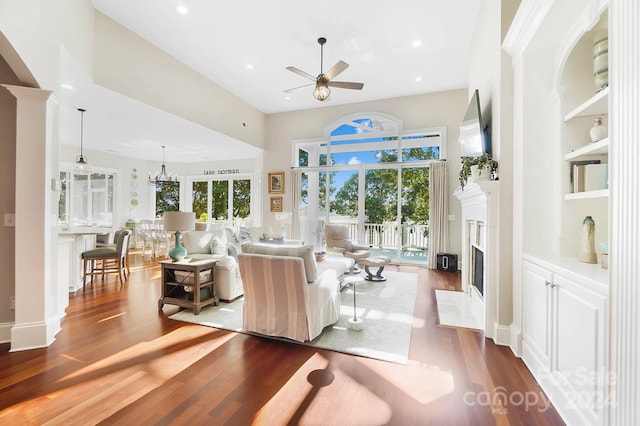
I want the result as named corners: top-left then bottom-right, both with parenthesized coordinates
top-left (270, 196), bottom-right (283, 212)
top-left (268, 172), bottom-right (285, 194)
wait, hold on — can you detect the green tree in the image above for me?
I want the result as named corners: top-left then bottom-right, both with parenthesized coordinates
top-left (211, 180), bottom-right (228, 220)
top-left (156, 181), bottom-right (180, 217)
top-left (192, 181), bottom-right (207, 218)
top-left (331, 173), bottom-right (358, 217)
top-left (233, 179), bottom-right (251, 219)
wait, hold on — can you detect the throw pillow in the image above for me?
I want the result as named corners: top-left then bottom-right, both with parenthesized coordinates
top-left (259, 237), bottom-right (284, 245)
top-left (262, 232), bottom-right (284, 239)
top-left (237, 226), bottom-right (252, 243)
top-left (210, 236), bottom-right (227, 256)
top-left (227, 243), bottom-right (238, 260)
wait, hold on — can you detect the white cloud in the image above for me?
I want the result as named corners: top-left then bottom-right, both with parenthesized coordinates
top-left (348, 156), bottom-right (361, 165)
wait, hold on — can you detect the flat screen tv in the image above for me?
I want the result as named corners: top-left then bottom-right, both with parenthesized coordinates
top-left (459, 89), bottom-right (490, 157)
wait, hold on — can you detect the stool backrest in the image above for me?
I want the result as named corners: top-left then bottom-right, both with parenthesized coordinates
top-left (115, 229), bottom-right (132, 255)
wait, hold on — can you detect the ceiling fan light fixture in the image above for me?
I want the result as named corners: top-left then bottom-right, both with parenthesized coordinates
top-left (313, 81), bottom-right (331, 101)
top-left (285, 37), bottom-right (363, 101)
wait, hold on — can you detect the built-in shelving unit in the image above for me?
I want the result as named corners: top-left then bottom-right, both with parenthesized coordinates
top-left (505, 2), bottom-right (611, 423)
top-left (564, 188), bottom-right (608, 201)
top-left (563, 86), bottom-right (609, 121)
top-left (564, 137), bottom-right (609, 160)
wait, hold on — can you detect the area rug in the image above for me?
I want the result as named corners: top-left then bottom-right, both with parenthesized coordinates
top-left (169, 271), bottom-right (418, 364)
top-left (435, 289), bottom-right (482, 330)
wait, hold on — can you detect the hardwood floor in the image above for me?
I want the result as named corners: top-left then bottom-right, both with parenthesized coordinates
top-left (0, 252), bottom-right (564, 425)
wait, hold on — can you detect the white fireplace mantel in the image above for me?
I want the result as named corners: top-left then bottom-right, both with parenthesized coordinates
top-left (454, 180), bottom-right (500, 341)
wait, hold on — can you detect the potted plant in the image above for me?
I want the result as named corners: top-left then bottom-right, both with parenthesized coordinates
top-left (459, 154), bottom-right (498, 189)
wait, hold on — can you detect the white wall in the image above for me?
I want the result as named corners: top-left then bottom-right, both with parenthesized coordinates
top-left (264, 89), bottom-right (468, 258)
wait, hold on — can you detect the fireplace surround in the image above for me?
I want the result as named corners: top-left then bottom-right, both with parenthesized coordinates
top-left (454, 180), bottom-right (500, 340)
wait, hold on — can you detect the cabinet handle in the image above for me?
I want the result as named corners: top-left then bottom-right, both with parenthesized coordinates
top-left (549, 282), bottom-right (557, 289)
top-left (544, 280), bottom-right (550, 287)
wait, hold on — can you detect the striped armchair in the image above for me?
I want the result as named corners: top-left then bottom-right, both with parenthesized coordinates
top-left (238, 243), bottom-right (342, 342)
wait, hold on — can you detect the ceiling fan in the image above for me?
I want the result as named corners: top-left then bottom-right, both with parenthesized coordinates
top-left (285, 37), bottom-right (364, 101)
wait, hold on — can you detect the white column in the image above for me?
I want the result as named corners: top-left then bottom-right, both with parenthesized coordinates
top-left (610, 0), bottom-right (640, 423)
top-left (2, 85), bottom-right (59, 351)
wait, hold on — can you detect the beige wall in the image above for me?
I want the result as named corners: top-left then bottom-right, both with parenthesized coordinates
top-left (264, 89), bottom-right (469, 257)
top-left (0, 54), bottom-right (20, 324)
top-left (467, 0), bottom-right (518, 330)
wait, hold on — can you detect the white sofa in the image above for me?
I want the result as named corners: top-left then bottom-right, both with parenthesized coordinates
top-left (238, 242), bottom-right (354, 342)
top-left (181, 229), bottom-right (244, 302)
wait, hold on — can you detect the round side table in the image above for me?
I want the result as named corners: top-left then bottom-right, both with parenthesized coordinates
top-left (343, 276), bottom-right (364, 331)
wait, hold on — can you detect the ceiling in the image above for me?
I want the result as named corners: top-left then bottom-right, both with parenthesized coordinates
top-left (66, 0), bottom-right (482, 163)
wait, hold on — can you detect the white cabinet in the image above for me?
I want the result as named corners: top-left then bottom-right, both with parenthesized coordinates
top-left (522, 258), bottom-right (608, 425)
top-left (522, 261), bottom-right (553, 370)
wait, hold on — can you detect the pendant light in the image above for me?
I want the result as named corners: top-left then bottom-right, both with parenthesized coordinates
top-left (148, 145), bottom-right (177, 185)
top-left (75, 108), bottom-right (90, 174)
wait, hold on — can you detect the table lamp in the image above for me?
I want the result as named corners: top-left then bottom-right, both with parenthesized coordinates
top-left (275, 211), bottom-right (292, 237)
top-left (163, 211), bottom-right (195, 261)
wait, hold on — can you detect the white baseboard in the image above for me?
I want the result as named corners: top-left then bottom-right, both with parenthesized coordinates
top-left (9, 317), bottom-right (61, 352)
top-left (510, 327), bottom-right (522, 357)
top-left (492, 324), bottom-right (512, 347)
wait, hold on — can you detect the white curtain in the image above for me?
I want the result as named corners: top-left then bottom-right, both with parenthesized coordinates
top-left (290, 169), bottom-right (300, 240)
top-left (427, 161), bottom-right (449, 269)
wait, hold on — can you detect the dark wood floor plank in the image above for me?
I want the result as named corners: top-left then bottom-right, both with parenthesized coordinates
top-left (0, 251), bottom-right (565, 425)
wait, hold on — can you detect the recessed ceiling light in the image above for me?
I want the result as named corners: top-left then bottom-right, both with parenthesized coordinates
top-left (414, 76), bottom-right (423, 82)
top-left (285, 96), bottom-right (291, 101)
top-left (246, 64), bottom-right (254, 70)
top-left (60, 83), bottom-right (75, 90)
top-left (176, 4), bottom-right (189, 15)
top-left (411, 40), bottom-right (422, 48)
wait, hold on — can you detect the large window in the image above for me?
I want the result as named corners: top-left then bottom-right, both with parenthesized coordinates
top-left (295, 114), bottom-right (444, 264)
top-left (58, 169), bottom-right (116, 227)
top-left (189, 177), bottom-right (252, 226)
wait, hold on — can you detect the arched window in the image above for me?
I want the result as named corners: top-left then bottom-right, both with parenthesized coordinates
top-left (293, 113), bottom-right (445, 264)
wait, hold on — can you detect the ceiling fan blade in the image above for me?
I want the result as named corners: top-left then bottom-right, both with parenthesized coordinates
top-left (284, 83), bottom-right (315, 93)
top-left (325, 60), bottom-right (349, 80)
top-left (286, 66), bottom-right (316, 81)
top-left (327, 81), bottom-right (364, 90)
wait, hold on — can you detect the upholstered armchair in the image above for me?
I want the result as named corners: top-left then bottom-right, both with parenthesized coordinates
top-left (324, 224), bottom-right (370, 266)
top-left (238, 243), bottom-right (341, 342)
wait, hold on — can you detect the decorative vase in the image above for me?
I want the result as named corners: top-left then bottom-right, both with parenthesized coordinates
top-left (579, 216), bottom-right (597, 264)
top-left (169, 231), bottom-right (187, 262)
top-left (589, 116), bottom-right (608, 142)
top-left (593, 30), bottom-right (608, 91)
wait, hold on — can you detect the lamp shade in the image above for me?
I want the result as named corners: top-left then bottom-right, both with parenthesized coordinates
top-left (163, 211), bottom-right (195, 232)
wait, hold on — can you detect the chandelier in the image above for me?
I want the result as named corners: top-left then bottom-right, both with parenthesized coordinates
top-left (148, 145), bottom-right (177, 185)
top-left (74, 108), bottom-right (91, 174)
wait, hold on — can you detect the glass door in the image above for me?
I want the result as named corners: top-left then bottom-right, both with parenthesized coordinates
top-left (400, 166), bottom-right (429, 263)
top-left (329, 170), bottom-right (360, 240)
top-left (365, 167), bottom-right (399, 261)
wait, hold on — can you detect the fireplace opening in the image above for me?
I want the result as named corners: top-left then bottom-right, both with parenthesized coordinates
top-left (472, 246), bottom-right (484, 297)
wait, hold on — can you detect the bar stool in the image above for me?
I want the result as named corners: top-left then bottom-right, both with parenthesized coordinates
top-left (82, 229), bottom-right (132, 287)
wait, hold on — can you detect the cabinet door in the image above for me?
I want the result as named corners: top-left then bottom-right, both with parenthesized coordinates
top-left (522, 260), bottom-right (553, 371)
top-left (553, 274), bottom-right (608, 424)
